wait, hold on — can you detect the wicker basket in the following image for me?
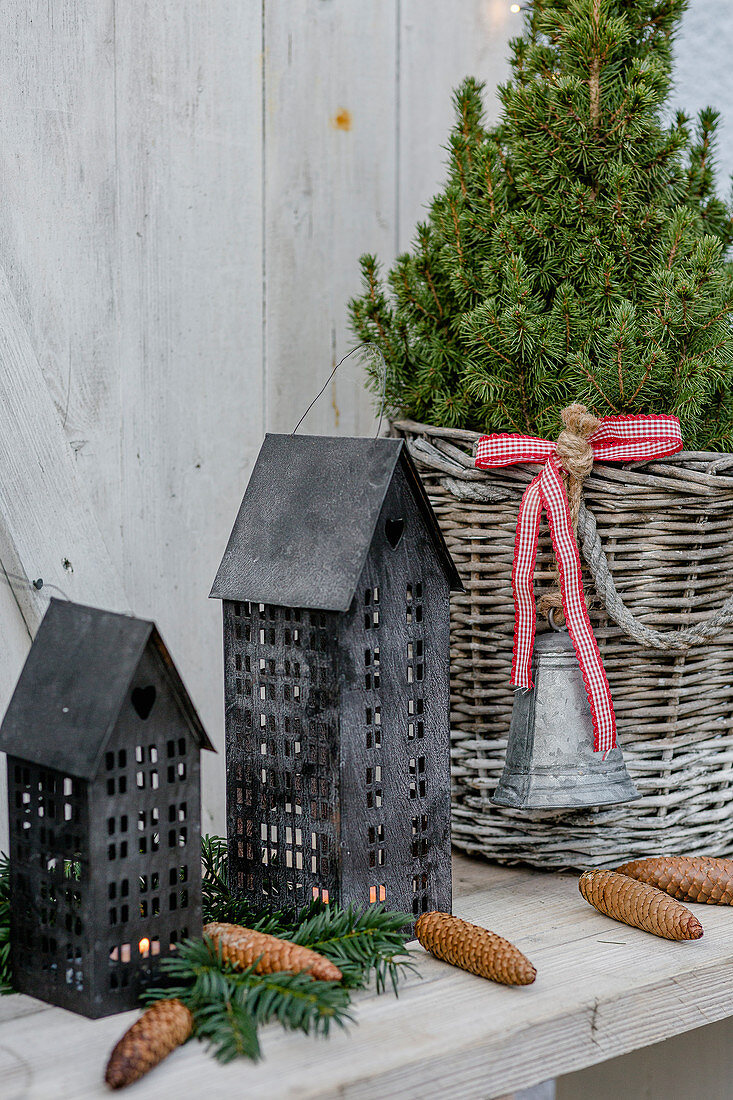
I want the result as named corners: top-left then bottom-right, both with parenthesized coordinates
top-left (394, 419), bottom-right (733, 870)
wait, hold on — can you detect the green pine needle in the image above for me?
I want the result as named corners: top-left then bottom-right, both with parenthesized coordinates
top-left (291, 903), bottom-right (416, 994)
top-left (201, 834), bottom-right (302, 935)
top-left (200, 834), bottom-right (266, 929)
top-left (200, 835), bottom-right (415, 993)
top-left (349, 2), bottom-right (733, 449)
top-left (194, 986), bottom-right (262, 1063)
top-left (146, 935), bottom-right (353, 1064)
top-left (142, 836), bottom-right (415, 1063)
top-left (0, 855), bottom-right (11, 995)
top-left (0, 833), bottom-right (416, 1057)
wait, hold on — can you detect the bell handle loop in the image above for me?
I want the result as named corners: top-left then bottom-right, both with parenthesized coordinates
top-left (547, 606), bottom-right (568, 633)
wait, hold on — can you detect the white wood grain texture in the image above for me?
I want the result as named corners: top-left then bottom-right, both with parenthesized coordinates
top-left (0, 6), bottom-right (126, 858)
top-left (2, 861), bottom-right (732, 1099)
top-left (0, 265), bottom-right (128, 628)
top-left (263, 0), bottom-right (398, 437)
top-left (398, 0), bottom-right (514, 252)
top-left (111, 2), bottom-right (265, 832)
top-left (674, 0), bottom-right (733, 184)
top-left (0, 270), bottom-right (128, 843)
top-left (0, 0), bottom-right (127, 740)
top-left (0, 3), bottom-right (123, 550)
top-left (0, 3), bottom-right (264, 834)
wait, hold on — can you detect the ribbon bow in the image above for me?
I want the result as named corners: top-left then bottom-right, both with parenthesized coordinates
top-left (475, 409), bottom-right (683, 754)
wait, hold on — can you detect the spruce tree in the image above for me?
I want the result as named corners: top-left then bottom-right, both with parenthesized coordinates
top-left (349, 0), bottom-right (733, 449)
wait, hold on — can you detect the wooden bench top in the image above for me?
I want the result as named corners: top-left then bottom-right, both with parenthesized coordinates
top-left (3, 854), bottom-right (732, 1099)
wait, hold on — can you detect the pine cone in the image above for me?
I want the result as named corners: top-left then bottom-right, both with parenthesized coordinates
top-left (615, 856), bottom-right (733, 905)
top-left (105, 998), bottom-right (193, 1090)
top-left (203, 922), bottom-right (342, 982)
top-left (415, 911), bottom-right (536, 986)
top-left (579, 870), bottom-right (704, 941)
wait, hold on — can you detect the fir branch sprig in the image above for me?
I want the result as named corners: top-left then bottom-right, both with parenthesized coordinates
top-left (350, 3), bottom-right (733, 449)
top-left (194, 987), bottom-right (260, 1063)
top-left (291, 904), bottom-right (416, 993)
top-left (146, 936), bottom-right (352, 1063)
top-left (0, 855), bottom-right (11, 995)
top-left (201, 835), bottom-right (415, 992)
top-left (201, 834), bottom-right (263, 929)
top-left (201, 834), bottom-right (301, 935)
top-left (162, 836), bottom-right (415, 1064)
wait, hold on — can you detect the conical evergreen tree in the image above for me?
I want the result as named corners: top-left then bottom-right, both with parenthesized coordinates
top-left (349, 0), bottom-right (733, 448)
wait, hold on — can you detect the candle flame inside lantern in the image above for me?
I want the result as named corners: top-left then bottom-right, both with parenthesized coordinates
top-left (139, 937), bottom-right (151, 957)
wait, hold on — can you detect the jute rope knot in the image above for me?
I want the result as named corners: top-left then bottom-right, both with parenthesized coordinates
top-left (538, 403), bottom-right (599, 620)
top-left (463, 409), bottom-right (733, 651)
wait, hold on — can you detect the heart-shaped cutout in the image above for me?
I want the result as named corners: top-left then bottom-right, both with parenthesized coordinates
top-left (386, 517), bottom-right (405, 550)
top-left (132, 685), bottom-right (157, 721)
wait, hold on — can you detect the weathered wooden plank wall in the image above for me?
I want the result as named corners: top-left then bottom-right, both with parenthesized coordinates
top-left (0, 1), bottom-right (724, 850)
top-left (0, 1), bottom-right (517, 847)
top-left (0, 1), bottom-right (268, 843)
top-left (111, 2), bottom-right (265, 834)
top-left (264, 0), bottom-right (399, 438)
top-left (398, 0), bottom-right (512, 250)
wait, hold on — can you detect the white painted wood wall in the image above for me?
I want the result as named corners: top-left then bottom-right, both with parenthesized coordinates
top-left (0, 0), bottom-right (726, 838)
top-left (0, 0), bottom-right (514, 843)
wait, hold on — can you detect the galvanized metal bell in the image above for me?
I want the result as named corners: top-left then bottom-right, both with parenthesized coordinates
top-left (492, 622), bottom-right (640, 811)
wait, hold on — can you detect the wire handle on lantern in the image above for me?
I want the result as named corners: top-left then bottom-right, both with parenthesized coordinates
top-left (291, 342), bottom-right (388, 438)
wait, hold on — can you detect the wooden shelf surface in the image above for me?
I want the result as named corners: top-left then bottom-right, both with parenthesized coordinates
top-left (3, 855), bottom-right (733, 1099)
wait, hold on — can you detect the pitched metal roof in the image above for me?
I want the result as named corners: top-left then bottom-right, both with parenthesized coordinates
top-left (210, 434), bottom-right (463, 611)
top-left (0, 600), bottom-right (214, 778)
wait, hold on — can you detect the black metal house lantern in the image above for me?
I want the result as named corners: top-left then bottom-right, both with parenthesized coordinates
top-left (211, 434), bottom-right (463, 925)
top-left (0, 599), bottom-right (214, 1018)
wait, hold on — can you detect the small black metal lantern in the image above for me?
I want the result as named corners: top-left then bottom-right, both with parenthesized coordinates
top-left (0, 599), bottom-right (214, 1018)
top-left (211, 434), bottom-right (463, 926)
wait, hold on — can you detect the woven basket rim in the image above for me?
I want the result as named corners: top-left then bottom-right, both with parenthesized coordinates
top-left (392, 418), bottom-right (733, 465)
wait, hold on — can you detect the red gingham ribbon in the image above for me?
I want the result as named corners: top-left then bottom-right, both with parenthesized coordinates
top-left (475, 415), bottom-right (683, 753)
